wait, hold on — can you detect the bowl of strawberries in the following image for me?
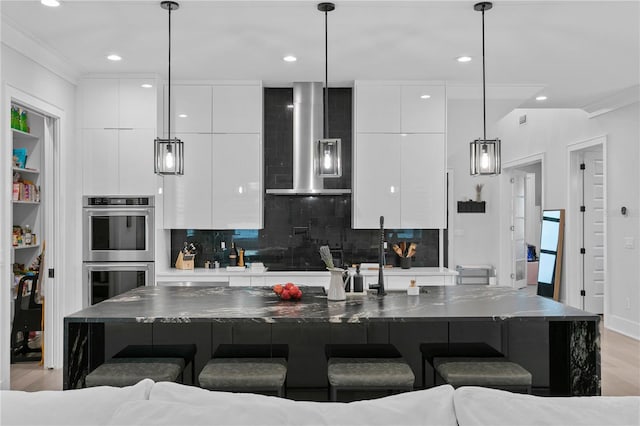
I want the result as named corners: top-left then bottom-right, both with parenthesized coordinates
top-left (272, 283), bottom-right (303, 301)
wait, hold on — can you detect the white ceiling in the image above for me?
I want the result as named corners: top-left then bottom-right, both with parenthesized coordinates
top-left (1, 0), bottom-right (638, 108)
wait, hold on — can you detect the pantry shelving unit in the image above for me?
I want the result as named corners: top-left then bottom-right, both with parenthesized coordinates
top-left (10, 106), bottom-right (45, 303)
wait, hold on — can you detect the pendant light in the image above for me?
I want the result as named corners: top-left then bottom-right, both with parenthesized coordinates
top-left (155, 1), bottom-right (184, 175)
top-left (316, 2), bottom-right (342, 178)
top-left (470, 2), bottom-right (501, 176)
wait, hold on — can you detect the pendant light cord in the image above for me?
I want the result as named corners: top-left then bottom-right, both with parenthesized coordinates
top-left (481, 6), bottom-right (487, 142)
top-left (168, 4), bottom-right (172, 141)
top-left (324, 7), bottom-right (329, 139)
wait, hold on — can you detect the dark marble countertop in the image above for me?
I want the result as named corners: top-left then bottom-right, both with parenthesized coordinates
top-left (65, 285), bottom-right (599, 324)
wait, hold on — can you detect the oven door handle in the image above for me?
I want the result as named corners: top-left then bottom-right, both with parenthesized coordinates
top-left (84, 207), bottom-right (154, 215)
top-left (84, 262), bottom-right (154, 271)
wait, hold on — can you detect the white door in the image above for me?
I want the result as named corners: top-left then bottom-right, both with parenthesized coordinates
top-left (510, 172), bottom-right (527, 288)
top-left (581, 149), bottom-right (605, 313)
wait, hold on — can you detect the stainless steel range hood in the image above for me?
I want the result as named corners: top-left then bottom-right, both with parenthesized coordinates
top-left (266, 82), bottom-right (351, 195)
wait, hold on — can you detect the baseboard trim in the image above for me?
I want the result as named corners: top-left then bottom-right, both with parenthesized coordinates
top-left (606, 315), bottom-right (640, 340)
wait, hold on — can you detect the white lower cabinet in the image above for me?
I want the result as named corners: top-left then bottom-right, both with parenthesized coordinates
top-left (229, 276), bottom-right (251, 287)
top-left (82, 128), bottom-right (156, 196)
top-left (263, 275), bottom-right (327, 288)
top-left (363, 274), bottom-right (451, 290)
top-left (353, 133), bottom-right (445, 229)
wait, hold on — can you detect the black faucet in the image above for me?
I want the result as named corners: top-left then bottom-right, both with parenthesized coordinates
top-left (369, 215), bottom-right (386, 296)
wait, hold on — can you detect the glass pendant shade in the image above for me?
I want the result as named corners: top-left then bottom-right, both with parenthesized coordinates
top-left (470, 138), bottom-right (501, 175)
top-left (155, 138), bottom-right (184, 175)
top-left (316, 138), bottom-right (342, 177)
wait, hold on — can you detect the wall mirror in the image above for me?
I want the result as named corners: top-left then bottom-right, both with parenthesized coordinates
top-left (537, 209), bottom-right (565, 300)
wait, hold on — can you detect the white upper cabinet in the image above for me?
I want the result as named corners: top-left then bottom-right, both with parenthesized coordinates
top-left (211, 134), bottom-right (262, 229)
top-left (119, 79), bottom-right (158, 129)
top-left (400, 134), bottom-right (446, 228)
top-left (353, 81), bottom-right (447, 229)
top-left (355, 82), bottom-right (446, 134)
top-left (80, 79), bottom-right (119, 129)
top-left (353, 133), bottom-right (402, 229)
top-left (82, 128), bottom-right (157, 196)
top-left (82, 129), bottom-right (119, 195)
top-left (212, 86), bottom-right (262, 133)
top-left (80, 77), bottom-right (159, 196)
top-left (81, 78), bottom-right (157, 129)
top-left (161, 83), bottom-right (263, 229)
top-left (355, 85), bottom-right (401, 133)
top-left (165, 85), bottom-right (212, 134)
top-left (118, 128), bottom-right (157, 196)
top-left (353, 133), bottom-right (445, 229)
top-left (163, 133), bottom-right (213, 229)
top-left (400, 85), bottom-right (446, 133)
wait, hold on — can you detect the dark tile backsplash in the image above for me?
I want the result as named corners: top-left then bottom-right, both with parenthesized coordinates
top-left (171, 195), bottom-right (439, 270)
top-left (170, 87), bottom-right (441, 270)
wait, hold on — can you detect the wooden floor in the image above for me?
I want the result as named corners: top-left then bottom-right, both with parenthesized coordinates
top-left (10, 324), bottom-right (640, 395)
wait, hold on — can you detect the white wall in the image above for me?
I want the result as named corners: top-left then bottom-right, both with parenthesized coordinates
top-left (1, 43), bottom-right (79, 388)
top-left (446, 99), bottom-right (517, 276)
top-left (496, 104), bottom-right (640, 339)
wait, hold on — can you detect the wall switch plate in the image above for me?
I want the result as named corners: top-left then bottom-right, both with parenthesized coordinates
top-left (221, 241), bottom-right (226, 249)
top-left (624, 237), bottom-right (634, 249)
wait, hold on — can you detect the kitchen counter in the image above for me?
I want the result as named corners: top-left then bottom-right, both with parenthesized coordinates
top-left (67, 285), bottom-right (595, 323)
top-left (155, 266), bottom-right (459, 288)
top-left (64, 285), bottom-right (599, 396)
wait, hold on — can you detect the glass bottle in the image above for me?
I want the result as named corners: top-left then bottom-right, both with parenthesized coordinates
top-left (23, 225), bottom-right (32, 245)
top-left (19, 108), bottom-right (28, 132)
top-left (229, 242), bottom-right (238, 266)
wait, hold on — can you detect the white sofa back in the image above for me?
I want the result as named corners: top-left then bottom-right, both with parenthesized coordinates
top-left (106, 382), bottom-right (457, 426)
top-left (0, 379), bottom-right (153, 426)
top-left (2, 380), bottom-right (639, 426)
top-left (454, 386), bottom-right (640, 426)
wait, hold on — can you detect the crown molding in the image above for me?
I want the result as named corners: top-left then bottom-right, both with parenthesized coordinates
top-left (1, 17), bottom-right (81, 85)
top-left (582, 85), bottom-right (640, 118)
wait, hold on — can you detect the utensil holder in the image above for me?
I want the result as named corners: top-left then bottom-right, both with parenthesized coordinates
top-left (327, 268), bottom-right (346, 301)
top-left (401, 257), bottom-right (412, 269)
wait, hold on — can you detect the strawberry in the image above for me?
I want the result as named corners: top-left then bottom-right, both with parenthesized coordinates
top-left (273, 284), bottom-right (283, 295)
top-left (280, 289), bottom-right (291, 300)
top-left (285, 282), bottom-right (294, 290)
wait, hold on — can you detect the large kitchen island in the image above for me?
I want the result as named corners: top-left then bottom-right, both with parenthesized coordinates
top-left (64, 285), bottom-right (600, 396)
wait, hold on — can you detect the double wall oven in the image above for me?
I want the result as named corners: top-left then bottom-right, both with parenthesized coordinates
top-left (83, 196), bottom-right (155, 306)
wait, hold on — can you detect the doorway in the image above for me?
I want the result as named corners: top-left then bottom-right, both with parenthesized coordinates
top-left (568, 137), bottom-right (606, 314)
top-left (501, 155), bottom-right (544, 289)
top-left (3, 86), bottom-right (62, 388)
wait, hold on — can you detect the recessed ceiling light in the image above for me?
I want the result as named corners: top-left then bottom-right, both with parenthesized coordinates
top-left (536, 95), bottom-right (548, 101)
top-left (41, 0), bottom-right (60, 7)
top-left (107, 54), bottom-right (122, 61)
top-left (141, 84), bottom-right (153, 89)
top-left (178, 114), bottom-right (188, 118)
top-left (420, 94), bottom-right (431, 99)
top-left (283, 55), bottom-right (297, 62)
top-left (457, 56), bottom-right (472, 63)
